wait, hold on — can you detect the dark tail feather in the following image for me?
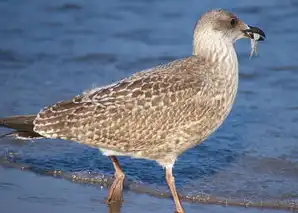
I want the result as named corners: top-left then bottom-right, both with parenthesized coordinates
top-left (0, 115), bottom-right (42, 138)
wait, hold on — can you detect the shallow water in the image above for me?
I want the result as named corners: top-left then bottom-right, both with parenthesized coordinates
top-left (1, 0), bottom-right (298, 212)
top-left (3, 168), bottom-right (292, 213)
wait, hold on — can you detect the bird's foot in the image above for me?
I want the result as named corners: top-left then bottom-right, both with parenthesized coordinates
top-left (105, 173), bottom-right (125, 204)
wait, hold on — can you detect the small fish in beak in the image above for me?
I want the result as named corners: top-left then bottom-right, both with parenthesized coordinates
top-left (242, 25), bottom-right (266, 58)
top-left (250, 38), bottom-right (259, 59)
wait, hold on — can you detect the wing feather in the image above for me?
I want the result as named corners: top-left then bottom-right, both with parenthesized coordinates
top-left (33, 56), bottom-right (213, 151)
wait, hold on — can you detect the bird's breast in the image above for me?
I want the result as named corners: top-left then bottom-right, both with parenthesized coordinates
top-left (169, 69), bottom-right (238, 153)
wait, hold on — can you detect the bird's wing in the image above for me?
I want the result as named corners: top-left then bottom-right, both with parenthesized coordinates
top-left (33, 56), bottom-right (214, 151)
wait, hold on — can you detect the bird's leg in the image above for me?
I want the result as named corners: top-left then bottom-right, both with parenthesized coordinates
top-left (105, 156), bottom-right (125, 204)
top-left (165, 166), bottom-right (185, 213)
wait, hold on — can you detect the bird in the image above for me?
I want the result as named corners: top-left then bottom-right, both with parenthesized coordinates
top-left (0, 9), bottom-right (265, 213)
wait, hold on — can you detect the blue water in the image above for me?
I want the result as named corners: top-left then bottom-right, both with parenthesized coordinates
top-left (1, 0), bottom-right (298, 211)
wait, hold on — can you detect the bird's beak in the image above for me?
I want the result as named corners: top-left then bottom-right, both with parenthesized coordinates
top-left (242, 25), bottom-right (266, 41)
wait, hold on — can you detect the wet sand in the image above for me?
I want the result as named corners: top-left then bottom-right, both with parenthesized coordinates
top-left (0, 167), bottom-right (293, 213)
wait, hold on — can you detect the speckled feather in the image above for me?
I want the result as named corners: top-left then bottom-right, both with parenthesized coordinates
top-left (33, 9), bottom-right (241, 166)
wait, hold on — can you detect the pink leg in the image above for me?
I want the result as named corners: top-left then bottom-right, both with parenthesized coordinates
top-left (165, 166), bottom-right (185, 213)
top-left (105, 156), bottom-right (125, 204)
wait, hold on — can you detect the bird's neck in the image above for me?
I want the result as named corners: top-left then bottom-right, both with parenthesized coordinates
top-left (192, 30), bottom-right (239, 100)
top-left (192, 31), bottom-right (238, 70)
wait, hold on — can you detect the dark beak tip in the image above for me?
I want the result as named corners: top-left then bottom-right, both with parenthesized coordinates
top-left (258, 36), bottom-right (265, 41)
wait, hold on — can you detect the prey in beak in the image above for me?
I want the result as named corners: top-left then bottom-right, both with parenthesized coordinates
top-left (242, 25), bottom-right (266, 58)
top-left (242, 25), bottom-right (266, 41)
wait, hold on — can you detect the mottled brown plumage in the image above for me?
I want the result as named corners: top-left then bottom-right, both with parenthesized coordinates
top-left (0, 9), bottom-right (265, 213)
top-left (34, 56), bottom-right (233, 166)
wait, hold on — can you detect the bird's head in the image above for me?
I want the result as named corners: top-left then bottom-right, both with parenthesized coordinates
top-left (194, 9), bottom-right (266, 44)
top-left (193, 9), bottom-right (266, 55)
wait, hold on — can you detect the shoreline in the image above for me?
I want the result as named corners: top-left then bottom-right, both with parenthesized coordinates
top-left (0, 159), bottom-right (297, 212)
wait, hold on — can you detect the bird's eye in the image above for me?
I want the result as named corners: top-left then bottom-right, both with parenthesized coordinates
top-left (230, 18), bottom-right (237, 27)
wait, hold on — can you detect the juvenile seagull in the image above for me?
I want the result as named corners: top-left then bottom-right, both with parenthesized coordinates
top-left (0, 9), bottom-right (265, 213)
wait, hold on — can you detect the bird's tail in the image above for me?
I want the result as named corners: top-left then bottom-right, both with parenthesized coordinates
top-left (0, 115), bottom-right (42, 139)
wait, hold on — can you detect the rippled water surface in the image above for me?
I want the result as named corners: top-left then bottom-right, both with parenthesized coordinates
top-left (0, 0), bottom-right (298, 212)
